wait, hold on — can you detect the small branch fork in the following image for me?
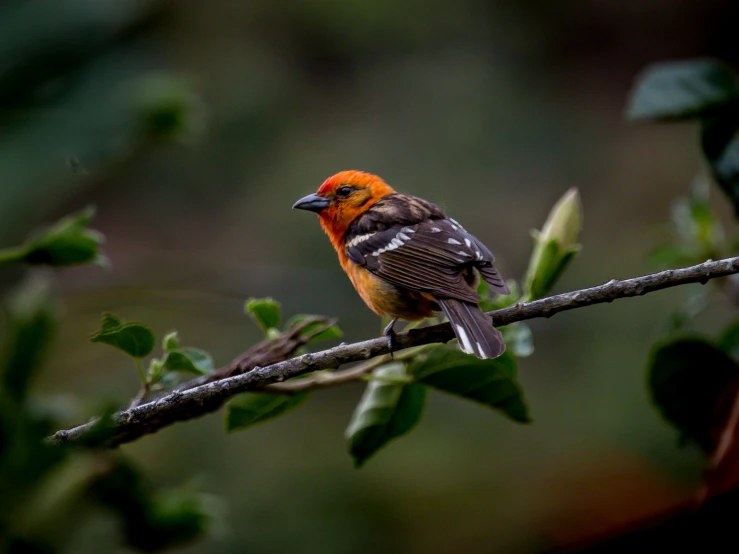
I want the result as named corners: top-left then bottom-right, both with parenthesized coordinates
top-left (49, 256), bottom-right (739, 448)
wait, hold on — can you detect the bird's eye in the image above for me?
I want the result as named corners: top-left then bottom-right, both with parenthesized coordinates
top-left (336, 186), bottom-right (353, 197)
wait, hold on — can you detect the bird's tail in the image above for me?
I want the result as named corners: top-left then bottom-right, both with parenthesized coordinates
top-left (437, 298), bottom-right (505, 360)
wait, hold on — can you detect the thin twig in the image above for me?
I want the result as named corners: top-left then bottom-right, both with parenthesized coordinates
top-left (48, 256), bottom-right (739, 448)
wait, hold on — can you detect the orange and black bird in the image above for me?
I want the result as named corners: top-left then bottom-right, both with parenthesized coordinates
top-left (293, 170), bottom-right (509, 359)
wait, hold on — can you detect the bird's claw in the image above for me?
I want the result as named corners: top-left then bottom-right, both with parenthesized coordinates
top-left (383, 318), bottom-right (398, 358)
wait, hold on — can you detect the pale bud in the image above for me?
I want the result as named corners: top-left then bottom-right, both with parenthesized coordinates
top-left (523, 188), bottom-right (583, 300)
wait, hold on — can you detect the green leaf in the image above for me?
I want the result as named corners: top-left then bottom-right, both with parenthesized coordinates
top-left (225, 391), bottom-right (311, 432)
top-left (648, 338), bottom-right (739, 453)
top-left (162, 348), bottom-right (213, 375)
top-left (702, 113), bottom-right (739, 217)
top-left (162, 331), bottom-right (180, 352)
top-left (346, 363), bottom-right (427, 467)
top-left (245, 297), bottom-right (281, 334)
top-left (0, 206), bottom-right (107, 267)
top-left (285, 314), bottom-right (343, 342)
top-left (1, 275), bottom-right (58, 400)
top-left (502, 322), bottom-right (534, 358)
top-left (90, 313), bottom-right (155, 358)
top-left (627, 59), bottom-right (739, 121)
top-left (408, 347), bottom-right (530, 423)
top-left (100, 312), bottom-right (122, 333)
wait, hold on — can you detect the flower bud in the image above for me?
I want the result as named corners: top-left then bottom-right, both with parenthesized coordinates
top-left (523, 188), bottom-right (582, 300)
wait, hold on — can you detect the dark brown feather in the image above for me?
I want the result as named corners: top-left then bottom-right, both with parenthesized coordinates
top-left (345, 193), bottom-right (509, 303)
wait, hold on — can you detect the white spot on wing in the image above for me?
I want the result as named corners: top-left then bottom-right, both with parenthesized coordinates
top-left (347, 233), bottom-right (376, 248)
top-left (370, 230), bottom-right (411, 256)
top-left (458, 250), bottom-right (469, 257)
top-left (449, 218), bottom-right (465, 231)
top-left (476, 342), bottom-right (488, 359)
top-left (402, 227), bottom-right (416, 233)
top-left (456, 324), bottom-right (474, 354)
top-left (464, 238), bottom-right (472, 248)
top-left (447, 238), bottom-right (462, 245)
top-left (431, 227), bottom-right (441, 233)
top-left (475, 250), bottom-right (482, 260)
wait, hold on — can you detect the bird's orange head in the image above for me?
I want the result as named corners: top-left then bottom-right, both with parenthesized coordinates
top-left (293, 170), bottom-right (395, 245)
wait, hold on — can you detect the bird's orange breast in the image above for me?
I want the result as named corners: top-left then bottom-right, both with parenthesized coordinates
top-left (340, 257), bottom-right (439, 321)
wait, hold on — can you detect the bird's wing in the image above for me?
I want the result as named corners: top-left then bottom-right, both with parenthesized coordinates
top-left (345, 195), bottom-right (508, 302)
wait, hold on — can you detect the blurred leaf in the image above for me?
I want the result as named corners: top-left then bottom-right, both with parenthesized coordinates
top-left (225, 391), bottom-right (310, 432)
top-left (90, 313), bottom-right (155, 358)
top-left (719, 320), bottom-right (739, 357)
top-left (148, 359), bottom-right (165, 384)
top-left (285, 314), bottom-right (343, 342)
top-left (502, 322), bottom-right (534, 358)
top-left (664, 284), bottom-right (709, 333)
top-left (1, 275), bottom-right (58, 400)
top-left (649, 245), bottom-right (693, 268)
top-left (0, 206), bottom-right (106, 267)
top-left (652, 177), bottom-right (725, 271)
top-left (649, 338), bottom-right (739, 453)
top-left (627, 59), bottom-right (739, 121)
top-left (89, 458), bottom-right (212, 552)
top-left (702, 113), bottom-right (739, 217)
top-left (162, 331), bottom-right (179, 352)
top-left (409, 347), bottom-right (530, 423)
top-left (162, 348), bottom-right (213, 376)
top-left (671, 178), bottom-right (723, 250)
top-left (12, 454), bottom-right (99, 546)
top-left (346, 363), bottom-right (427, 467)
top-left (134, 74), bottom-right (205, 144)
top-left (245, 297), bottom-right (281, 334)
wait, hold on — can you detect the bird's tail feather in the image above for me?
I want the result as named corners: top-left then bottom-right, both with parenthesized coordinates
top-left (437, 298), bottom-right (505, 360)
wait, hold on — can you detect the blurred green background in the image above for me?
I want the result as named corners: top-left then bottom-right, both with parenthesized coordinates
top-left (3, 0), bottom-right (739, 552)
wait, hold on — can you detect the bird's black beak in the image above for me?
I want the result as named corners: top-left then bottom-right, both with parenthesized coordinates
top-left (293, 193), bottom-right (331, 213)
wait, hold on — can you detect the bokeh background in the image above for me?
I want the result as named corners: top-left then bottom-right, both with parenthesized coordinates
top-left (3, 0), bottom-right (739, 552)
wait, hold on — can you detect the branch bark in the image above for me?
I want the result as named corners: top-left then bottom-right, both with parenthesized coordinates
top-left (49, 256), bottom-right (739, 448)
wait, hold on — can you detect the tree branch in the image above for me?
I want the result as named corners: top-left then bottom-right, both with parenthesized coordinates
top-left (49, 256), bottom-right (739, 448)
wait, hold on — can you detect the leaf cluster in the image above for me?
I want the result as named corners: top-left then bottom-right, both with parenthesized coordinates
top-left (629, 58), bottom-right (739, 496)
top-left (0, 212), bottom-right (214, 553)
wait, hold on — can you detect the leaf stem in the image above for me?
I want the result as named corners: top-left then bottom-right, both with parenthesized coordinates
top-left (134, 358), bottom-right (148, 385)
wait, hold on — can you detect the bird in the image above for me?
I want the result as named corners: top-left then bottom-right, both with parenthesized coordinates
top-left (292, 170), bottom-right (509, 359)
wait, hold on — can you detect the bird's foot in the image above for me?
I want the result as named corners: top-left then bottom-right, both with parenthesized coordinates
top-left (383, 317), bottom-right (398, 357)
